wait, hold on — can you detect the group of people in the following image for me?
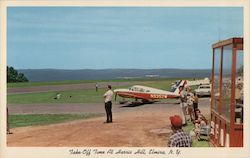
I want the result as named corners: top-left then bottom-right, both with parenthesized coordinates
top-left (191, 109), bottom-right (209, 141)
top-left (179, 86), bottom-right (199, 125)
top-left (167, 85), bottom-right (194, 147)
top-left (168, 85), bottom-right (209, 147)
top-left (102, 84), bottom-right (208, 147)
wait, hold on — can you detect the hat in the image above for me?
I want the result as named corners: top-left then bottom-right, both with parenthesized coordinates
top-left (170, 115), bottom-right (183, 128)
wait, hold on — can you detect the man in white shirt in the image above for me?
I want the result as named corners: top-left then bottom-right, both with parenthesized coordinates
top-left (103, 85), bottom-right (114, 123)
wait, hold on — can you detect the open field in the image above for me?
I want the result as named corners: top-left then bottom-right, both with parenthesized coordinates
top-left (8, 78), bottom-right (188, 88)
top-left (7, 78), bottom-right (209, 147)
top-left (7, 79), bottom-right (198, 104)
top-left (8, 81), bottom-right (144, 94)
top-left (8, 89), bottom-right (108, 104)
top-left (8, 79), bottom-right (139, 88)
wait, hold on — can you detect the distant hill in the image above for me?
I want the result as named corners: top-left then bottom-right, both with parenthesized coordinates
top-left (18, 68), bottom-right (212, 82)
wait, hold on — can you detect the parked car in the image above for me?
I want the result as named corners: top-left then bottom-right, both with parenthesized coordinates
top-left (194, 84), bottom-right (211, 97)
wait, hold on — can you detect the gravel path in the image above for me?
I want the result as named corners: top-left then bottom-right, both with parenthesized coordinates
top-left (8, 100), bottom-right (181, 115)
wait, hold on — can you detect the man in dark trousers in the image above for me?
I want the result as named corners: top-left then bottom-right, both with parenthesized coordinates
top-left (103, 85), bottom-right (114, 123)
top-left (95, 83), bottom-right (98, 92)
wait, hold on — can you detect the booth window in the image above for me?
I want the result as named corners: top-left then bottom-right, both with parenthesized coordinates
top-left (235, 51), bottom-right (243, 123)
top-left (213, 48), bottom-right (221, 112)
top-left (210, 37), bottom-right (243, 147)
top-left (221, 45), bottom-right (233, 119)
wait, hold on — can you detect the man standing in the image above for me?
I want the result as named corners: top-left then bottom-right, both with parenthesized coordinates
top-left (187, 90), bottom-right (195, 122)
top-left (179, 86), bottom-right (187, 125)
top-left (167, 115), bottom-right (192, 147)
top-left (193, 92), bottom-right (199, 120)
top-left (95, 83), bottom-right (98, 92)
top-left (103, 85), bottom-right (113, 123)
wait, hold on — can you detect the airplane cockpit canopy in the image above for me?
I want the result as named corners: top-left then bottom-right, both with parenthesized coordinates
top-left (129, 86), bottom-right (150, 93)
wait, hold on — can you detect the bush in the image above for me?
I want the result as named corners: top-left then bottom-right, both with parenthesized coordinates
top-left (7, 66), bottom-right (29, 83)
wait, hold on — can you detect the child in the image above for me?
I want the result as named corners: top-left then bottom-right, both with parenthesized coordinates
top-left (196, 109), bottom-right (208, 125)
top-left (192, 120), bottom-right (201, 140)
top-left (196, 109), bottom-right (210, 137)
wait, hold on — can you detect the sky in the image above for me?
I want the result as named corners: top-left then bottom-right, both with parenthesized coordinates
top-left (7, 7), bottom-right (243, 69)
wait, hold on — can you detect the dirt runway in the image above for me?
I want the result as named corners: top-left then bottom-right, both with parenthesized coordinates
top-left (7, 98), bottom-right (210, 147)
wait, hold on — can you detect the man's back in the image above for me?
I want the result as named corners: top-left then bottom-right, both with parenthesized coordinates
top-left (168, 129), bottom-right (192, 147)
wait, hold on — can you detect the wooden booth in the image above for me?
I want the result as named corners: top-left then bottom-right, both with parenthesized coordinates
top-left (210, 37), bottom-right (243, 147)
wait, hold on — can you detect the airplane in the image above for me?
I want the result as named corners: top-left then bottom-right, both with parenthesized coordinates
top-left (114, 80), bottom-right (187, 104)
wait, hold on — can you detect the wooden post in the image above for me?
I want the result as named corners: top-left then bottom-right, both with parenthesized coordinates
top-left (7, 107), bottom-right (10, 134)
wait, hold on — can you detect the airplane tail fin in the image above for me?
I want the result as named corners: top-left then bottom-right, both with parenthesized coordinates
top-left (171, 80), bottom-right (187, 94)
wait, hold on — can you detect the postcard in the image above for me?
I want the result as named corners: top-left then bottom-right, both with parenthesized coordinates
top-left (0, 0), bottom-right (249, 158)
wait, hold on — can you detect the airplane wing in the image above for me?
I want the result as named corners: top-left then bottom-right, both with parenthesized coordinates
top-left (116, 91), bottom-right (150, 100)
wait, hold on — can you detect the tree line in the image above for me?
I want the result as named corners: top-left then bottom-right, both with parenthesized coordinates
top-left (7, 66), bottom-right (29, 83)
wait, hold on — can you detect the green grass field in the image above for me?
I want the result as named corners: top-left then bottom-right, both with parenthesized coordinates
top-left (7, 78), bottom-right (187, 88)
top-left (8, 79), bottom-right (198, 104)
top-left (7, 79), bottom-right (129, 88)
top-left (8, 113), bottom-right (104, 128)
top-left (8, 88), bottom-right (108, 104)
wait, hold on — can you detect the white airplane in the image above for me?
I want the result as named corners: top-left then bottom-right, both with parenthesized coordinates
top-left (114, 80), bottom-right (187, 104)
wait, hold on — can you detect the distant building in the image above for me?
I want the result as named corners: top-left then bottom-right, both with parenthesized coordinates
top-left (145, 75), bottom-right (159, 78)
